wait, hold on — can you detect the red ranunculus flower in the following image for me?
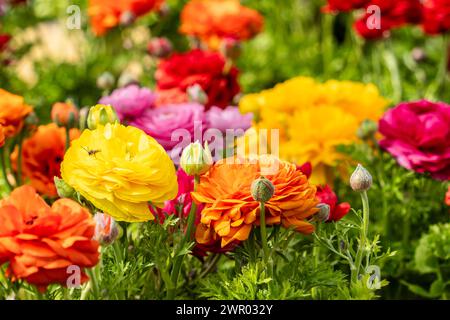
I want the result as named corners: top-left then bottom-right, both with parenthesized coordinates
top-left (354, 0), bottom-right (423, 40)
top-left (316, 185), bottom-right (351, 222)
top-left (422, 0), bottom-right (450, 35)
top-left (323, 0), bottom-right (369, 12)
top-left (0, 34), bottom-right (10, 52)
top-left (379, 100), bottom-right (450, 180)
top-left (155, 49), bottom-right (240, 109)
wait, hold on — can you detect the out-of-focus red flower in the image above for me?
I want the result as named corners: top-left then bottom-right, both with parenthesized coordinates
top-left (88, 0), bottom-right (164, 36)
top-left (155, 49), bottom-right (240, 109)
top-left (0, 34), bottom-right (10, 52)
top-left (0, 186), bottom-right (99, 292)
top-left (296, 162), bottom-right (312, 179)
top-left (445, 186), bottom-right (450, 206)
top-left (323, 0), bottom-right (369, 12)
top-left (147, 37), bottom-right (173, 58)
top-left (354, 0), bottom-right (423, 40)
top-left (422, 0), bottom-right (450, 35)
top-left (316, 185), bottom-right (351, 222)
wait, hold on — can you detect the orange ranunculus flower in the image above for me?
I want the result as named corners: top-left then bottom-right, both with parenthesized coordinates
top-left (180, 0), bottom-right (264, 49)
top-left (0, 186), bottom-right (99, 291)
top-left (11, 124), bottom-right (80, 197)
top-left (191, 155), bottom-right (318, 247)
top-left (0, 125), bottom-right (5, 148)
top-left (88, 0), bottom-right (164, 36)
top-left (0, 89), bottom-right (33, 137)
top-left (51, 101), bottom-right (79, 126)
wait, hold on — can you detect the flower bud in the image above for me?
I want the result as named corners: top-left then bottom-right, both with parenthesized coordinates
top-left (54, 177), bottom-right (76, 198)
top-left (79, 106), bottom-right (89, 131)
top-left (180, 141), bottom-right (213, 176)
top-left (412, 47), bottom-right (426, 63)
top-left (220, 38), bottom-right (242, 61)
top-left (147, 37), bottom-right (173, 59)
top-left (251, 176), bottom-right (275, 203)
top-left (93, 213), bottom-right (119, 246)
top-left (356, 119), bottom-right (378, 140)
top-left (96, 72), bottom-right (115, 90)
top-left (314, 203), bottom-right (330, 222)
top-left (157, 3), bottom-right (170, 17)
top-left (120, 11), bottom-right (135, 26)
top-left (87, 104), bottom-right (119, 130)
top-left (350, 164), bottom-right (373, 192)
top-left (187, 84), bottom-right (208, 105)
top-left (24, 112), bottom-right (39, 128)
top-left (51, 101), bottom-right (79, 127)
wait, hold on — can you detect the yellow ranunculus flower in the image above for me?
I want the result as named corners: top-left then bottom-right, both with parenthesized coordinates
top-left (61, 123), bottom-right (178, 222)
top-left (238, 76), bottom-right (388, 184)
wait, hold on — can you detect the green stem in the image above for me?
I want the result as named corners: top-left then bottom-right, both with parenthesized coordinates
top-left (16, 132), bottom-right (24, 186)
top-left (259, 202), bottom-right (269, 264)
top-left (352, 191), bottom-right (370, 284)
top-left (0, 147), bottom-right (12, 192)
top-left (382, 41), bottom-right (402, 103)
top-left (198, 254), bottom-right (220, 279)
top-left (65, 126), bottom-right (71, 152)
top-left (312, 223), bottom-right (321, 299)
top-left (426, 34), bottom-right (449, 99)
top-left (166, 174), bottom-right (199, 300)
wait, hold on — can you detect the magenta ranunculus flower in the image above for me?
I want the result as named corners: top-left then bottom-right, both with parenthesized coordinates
top-left (151, 168), bottom-right (203, 224)
top-left (206, 106), bottom-right (253, 133)
top-left (99, 84), bottom-right (156, 121)
top-left (129, 103), bottom-right (206, 162)
top-left (379, 100), bottom-right (450, 180)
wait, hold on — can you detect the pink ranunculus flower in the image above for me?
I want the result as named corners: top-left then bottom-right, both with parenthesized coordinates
top-left (99, 84), bottom-right (156, 121)
top-left (379, 100), bottom-right (450, 180)
top-left (206, 106), bottom-right (253, 134)
top-left (151, 168), bottom-right (203, 225)
top-left (129, 103), bottom-right (207, 162)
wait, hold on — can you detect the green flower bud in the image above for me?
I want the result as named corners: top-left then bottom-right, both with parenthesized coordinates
top-left (79, 107), bottom-right (90, 131)
top-left (357, 119), bottom-right (378, 140)
top-left (315, 203), bottom-right (330, 222)
top-left (87, 104), bottom-right (119, 130)
top-left (180, 141), bottom-right (213, 176)
top-left (350, 164), bottom-right (373, 192)
top-left (251, 176), bottom-right (275, 203)
top-left (54, 177), bottom-right (76, 198)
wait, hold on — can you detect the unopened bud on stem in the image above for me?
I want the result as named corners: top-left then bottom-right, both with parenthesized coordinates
top-left (180, 141), bottom-right (213, 176)
top-left (350, 164), bottom-right (373, 192)
top-left (87, 104), bottom-right (119, 130)
top-left (251, 176), bottom-right (275, 203)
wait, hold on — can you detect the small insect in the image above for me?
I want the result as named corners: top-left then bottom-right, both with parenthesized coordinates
top-left (82, 146), bottom-right (101, 157)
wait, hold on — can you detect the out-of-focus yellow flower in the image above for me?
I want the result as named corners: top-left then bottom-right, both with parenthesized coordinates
top-left (283, 106), bottom-right (358, 184)
top-left (61, 123), bottom-right (178, 222)
top-left (238, 76), bottom-right (388, 184)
